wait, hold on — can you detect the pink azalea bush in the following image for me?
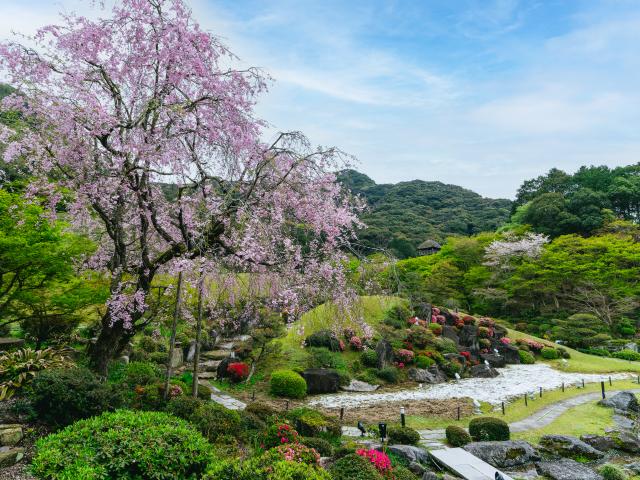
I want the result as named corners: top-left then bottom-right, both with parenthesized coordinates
top-left (349, 336), bottom-right (363, 351)
top-left (356, 448), bottom-right (392, 473)
top-left (395, 349), bottom-right (414, 363)
top-left (500, 337), bottom-right (512, 345)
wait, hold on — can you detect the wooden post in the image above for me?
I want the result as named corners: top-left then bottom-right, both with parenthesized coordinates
top-left (524, 394), bottom-right (528, 407)
top-left (340, 408), bottom-right (344, 422)
top-left (164, 271), bottom-right (183, 400)
top-left (191, 274), bottom-right (204, 398)
top-left (562, 382), bottom-right (565, 392)
top-left (609, 376), bottom-right (612, 386)
top-left (582, 379), bottom-right (585, 388)
top-left (501, 402), bottom-right (505, 415)
top-left (285, 400), bottom-right (290, 411)
top-left (252, 390), bottom-right (256, 401)
top-left (601, 381), bottom-right (606, 399)
top-left (457, 406), bottom-right (461, 421)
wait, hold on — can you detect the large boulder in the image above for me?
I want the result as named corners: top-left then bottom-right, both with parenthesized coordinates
top-left (302, 369), bottom-right (340, 394)
top-left (0, 446), bottom-right (24, 468)
top-left (458, 325), bottom-right (479, 351)
top-left (539, 434), bottom-right (604, 460)
top-left (443, 353), bottom-right (467, 371)
top-left (470, 364), bottom-right (499, 378)
top-left (408, 366), bottom-right (447, 384)
top-left (382, 445), bottom-right (429, 464)
top-left (463, 440), bottom-right (540, 468)
top-left (340, 379), bottom-right (379, 392)
top-left (535, 459), bottom-right (602, 480)
top-left (610, 429), bottom-right (640, 453)
top-left (497, 343), bottom-right (521, 364)
top-left (480, 353), bottom-right (506, 368)
top-left (216, 357), bottom-right (231, 379)
top-left (441, 326), bottom-right (460, 345)
top-left (0, 425), bottom-right (22, 447)
top-left (580, 434), bottom-right (617, 452)
top-left (375, 339), bottom-right (394, 369)
top-left (599, 391), bottom-right (640, 413)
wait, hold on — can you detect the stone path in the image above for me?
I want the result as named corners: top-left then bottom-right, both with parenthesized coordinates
top-left (342, 388), bottom-right (640, 445)
top-left (430, 448), bottom-right (514, 480)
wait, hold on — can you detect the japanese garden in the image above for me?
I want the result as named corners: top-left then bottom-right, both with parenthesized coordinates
top-left (1, 1), bottom-right (640, 479)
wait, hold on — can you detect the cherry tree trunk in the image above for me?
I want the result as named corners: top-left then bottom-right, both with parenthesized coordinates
top-left (88, 313), bottom-right (134, 376)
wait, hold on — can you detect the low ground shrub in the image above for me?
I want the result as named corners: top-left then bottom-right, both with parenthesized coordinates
top-left (263, 461), bottom-right (331, 480)
top-left (361, 349), bottom-right (379, 367)
top-left (440, 360), bottom-right (463, 377)
top-left (518, 350), bottom-right (535, 364)
top-left (31, 410), bottom-right (212, 479)
top-left (415, 355), bottom-right (435, 369)
top-left (166, 396), bottom-right (241, 442)
top-left (245, 401), bottom-right (278, 420)
top-left (330, 453), bottom-right (383, 480)
top-left (27, 367), bottom-right (123, 427)
top-left (392, 465), bottom-right (419, 480)
top-left (122, 361), bottom-right (161, 387)
top-left (307, 347), bottom-right (346, 370)
top-left (133, 380), bottom-right (187, 410)
top-left (383, 304), bottom-right (412, 329)
top-left (468, 417), bottom-right (510, 441)
top-left (288, 407), bottom-right (341, 438)
top-left (355, 368), bottom-right (379, 384)
top-left (264, 423), bottom-right (299, 448)
top-left (540, 347), bottom-right (559, 360)
top-left (599, 464), bottom-right (628, 480)
top-left (270, 370), bottom-right (307, 398)
top-left (305, 330), bottom-right (341, 351)
top-left (612, 349), bottom-right (640, 361)
top-left (149, 351), bottom-right (169, 365)
top-left (445, 425), bottom-right (471, 447)
top-left (388, 426), bottom-right (420, 445)
top-left (300, 436), bottom-right (333, 456)
top-left (376, 366), bottom-right (399, 383)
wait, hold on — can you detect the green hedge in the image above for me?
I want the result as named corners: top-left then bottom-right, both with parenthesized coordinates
top-left (270, 370), bottom-right (307, 399)
top-left (445, 425), bottom-right (471, 447)
top-left (31, 410), bottom-right (212, 479)
top-left (388, 426), bottom-right (420, 445)
top-left (612, 349), bottom-right (640, 361)
top-left (540, 347), bottom-right (559, 360)
top-left (468, 417), bottom-right (510, 441)
top-left (518, 350), bottom-right (535, 364)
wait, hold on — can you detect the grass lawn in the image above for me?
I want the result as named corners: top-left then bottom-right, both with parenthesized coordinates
top-left (512, 401), bottom-right (614, 444)
top-left (507, 329), bottom-right (640, 374)
top-left (406, 379), bottom-right (640, 430)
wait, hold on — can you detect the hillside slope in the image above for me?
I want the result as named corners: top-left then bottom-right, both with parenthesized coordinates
top-left (338, 169), bottom-right (512, 258)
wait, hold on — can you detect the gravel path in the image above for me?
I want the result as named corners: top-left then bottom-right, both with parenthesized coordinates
top-left (310, 364), bottom-right (633, 408)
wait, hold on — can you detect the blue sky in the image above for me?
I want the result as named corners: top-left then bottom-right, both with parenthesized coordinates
top-left (1, 0), bottom-right (640, 198)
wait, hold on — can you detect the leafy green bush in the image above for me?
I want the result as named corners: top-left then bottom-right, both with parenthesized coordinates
top-left (204, 459), bottom-right (331, 480)
top-left (383, 304), bottom-right (412, 329)
top-left (388, 426), bottom-right (420, 445)
top-left (270, 370), bottom-right (307, 398)
top-left (31, 410), bottom-right (212, 479)
top-left (300, 436), bottom-right (333, 456)
top-left (361, 349), bottom-right (379, 367)
top-left (305, 330), bottom-right (341, 351)
top-left (166, 396), bottom-right (241, 442)
top-left (307, 347), bottom-right (346, 370)
top-left (288, 407), bottom-right (341, 438)
top-left (578, 348), bottom-right (611, 357)
top-left (330, 453), bottom-right (383, 480)
top-left (518, 350), bottom-right (535, 364)
top-left (612, 349), bottom-right (640, 361)
top-left (540, 347), bottom-right (559, 360)
top-left (355, 368), bottom-right (379, 384)
top-left (599, 464), bottom-right (628, 480)
top-left (376, 366), bottom-right (399, 383)
top-left (109, 360), bottom-right (161, 388)
top-left (245, 401), bottom-right (278, 420)
top-left (435, 337), bottom-right (458, 354)
top-left (445, 425), bottom-right (471, 447)
top-left (0, 347), bottom-right (73, 400)
top-left (133, 380), bottom-right (188, 410)
top-left (27, 367), bottom-right (124, 427)
top-left (149, 351), bottom-right (169, 365)
top-left (440, 360), bottom-right (463, 377)
top-left (469, 417), bottom-right (510, 441)
top-left (415, 355), bottom-right (435, 369)
top-left (264, 461), bottom-right (331, 480)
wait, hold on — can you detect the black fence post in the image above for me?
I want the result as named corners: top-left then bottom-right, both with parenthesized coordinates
top-left (601, 381), bottom-right (606, 399)
top-left (501, 402), bottom-right (505, 415)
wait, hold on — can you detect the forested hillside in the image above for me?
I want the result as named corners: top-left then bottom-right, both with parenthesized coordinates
top-left (338, 169), bottom-right (512, 258)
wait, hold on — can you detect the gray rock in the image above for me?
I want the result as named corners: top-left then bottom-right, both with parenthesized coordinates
top-left (302, 368), bottom-right (340, 394)
top-left (216, 357), bottom-right (231, 379)
top-left (0, 425), bottom-right (22, 447)
top-left (535, 459), bottom-right (603, 480)
top-left (170, 347), bottom-right (183, 368)
top-left (497, 343), bottom-right (521, 364)
top-left (0, 446), bottom-right (24, 468)
top-left (470, 364), bottom-right (500, 378)
top-left (599, 391), bottom-right (640, 413)
top-left (480, 353), bottom-right (506, 368)
top-left (422, 473), bottom-right (438, 480)
top-left (580, 434), bottom-right (617, 452)
top-left (383, 444), bottom-right (429, 464)
top-left (458, 325), bottom-right (479, 351)
top-left (118, 355), bottom-right (129, 364)
top-left (408, 461), bottom-right (426, 476)
top-left (504, 467), bottom-right (540, 480)
top-left (610, 429), bottom-right (640, 453)
top-left (626, 462), bottom-right (640, 474)
top-left (0, 338), bottom-right (25, 352)
top-left (340, 379), bottom-right (379, 392)
top-left (444, 353), bottom-right (468, 369)
top-left (376, 339), bottom-right (394, 369)
top-left (464, 440), bottom-right (540, 468)
top-left (539, 434), bottom-right (604, 460)
top-left (442, 326), bottom-right (460, 344)
top-left (185, 341), bottom-right (197, 363)
top-left (408, 366), bottom-right (447, 384)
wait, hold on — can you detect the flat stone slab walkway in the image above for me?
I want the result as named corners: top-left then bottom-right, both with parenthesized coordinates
top-left (430, 448), bottom-right (514, 480)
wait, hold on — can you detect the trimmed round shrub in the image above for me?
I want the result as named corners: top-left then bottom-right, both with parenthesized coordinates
top-left (264, 461), bottom-right (331, 480)
top-left (388, 426), bottom-right (420, 445)
top-left (415, 355), bottom-right (435, 369)
top-left (300, 436), bottom-right (333, 456)
top-left (27, 367), bottom-right (124, 427)
top-left (166, 396), bottom-right (241, 442)
top-left (376, 366), bottom-right (399, 383)
top-left (540, 347), bottom-right (559, 360)
top-left (599, 464), bottom-right (628, 480)
top-left (330, 453), bottom-right (383, 480)
top-left (468, 417), bottom-right (510, 441)
top-left (31, 410), bottom-right (212, 479)
top-left (361, 349), bottom-right (379, 368)
top-left (122, 361), bottom-right (161, 387)
top-left (518, 350), bottom-right (535, 364)
top-left (270, 370), bottom-right (307, 399)
top-left (288, 407), bottom-right (341, 438)
top-left (445, 425), bottom-right (471, 447)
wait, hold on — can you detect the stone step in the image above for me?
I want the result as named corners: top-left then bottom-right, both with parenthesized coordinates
top-left (0, 446), bottom-right (24, 468)
top-left (200, 360), bottom-right (222, 372)
top-left (210, 394), bottom-right (247, 410)
top-left (0, 424), bottom-right (23, 447)
top-left (201, 350), bottom-right (232, 360)
top-left (197, 371), bottom-right (217, 379)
